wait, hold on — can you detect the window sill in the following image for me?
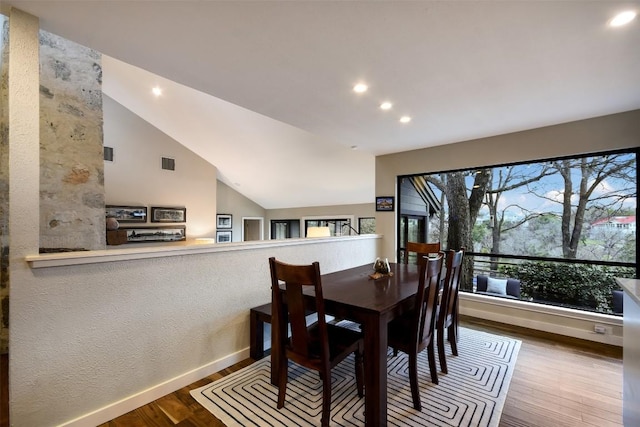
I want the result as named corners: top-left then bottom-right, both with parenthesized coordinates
top-left (460, 291), bottom-right (622, 326)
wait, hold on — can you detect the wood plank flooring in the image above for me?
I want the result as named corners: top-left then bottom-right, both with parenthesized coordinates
top-left (7, 318), bottom-right (622, 427)
top-left (468, 318), bottom-right (622, 427)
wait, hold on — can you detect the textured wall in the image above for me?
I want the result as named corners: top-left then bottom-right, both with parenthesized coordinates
top-left (11, 238), bottom-right (380, 426)
top-left (0, 14), bottom-right (9, 354)
top-left (39, 30), bottom-right (104, 251)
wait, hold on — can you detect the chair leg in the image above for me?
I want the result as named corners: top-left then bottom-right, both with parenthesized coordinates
top-left (448, 323), bottom-right (458, 356)
top-left (408, 353), bottom-right (422, 411)
top-left (354, 350), bottom-right (364, 397)
top-left (438, 326), bottom-right (448, 374)
top-left (321, 369), bottom-right (332, 427)
top-left (277, 359), bottom-right (288, 409)
top-left (427, 341), bottom-right (439, 384)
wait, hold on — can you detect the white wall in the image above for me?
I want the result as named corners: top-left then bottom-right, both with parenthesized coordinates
top-left (216, 180), bottom-right (265, 242)
top-left (622, 282), bottom-right (640, 426)
top-left (104, 95), bottom-right (218, 239)
top-left (12, 236), bottom-right (380, 426)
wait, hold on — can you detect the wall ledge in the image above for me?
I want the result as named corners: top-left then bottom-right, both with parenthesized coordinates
top-left (25, 234), bottom-right (382, 268)
top-left (460, 292), bottom-right (623, 325)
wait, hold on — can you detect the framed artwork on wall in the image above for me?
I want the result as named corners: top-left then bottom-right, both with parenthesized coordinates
top-left (105, 205), bottom-right (147, 223)
top-left (216, 230), bottom-right (232, 243)
top-left (150, 206), bottom-right (186, 223)
top-left (375, 196), bottom-right (395, 212)
top-left (216, 214), bottom-right (232, 229)
top-left (122, 226), bottom-right (186, 243)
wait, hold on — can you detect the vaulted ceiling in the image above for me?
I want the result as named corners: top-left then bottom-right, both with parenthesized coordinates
top-left (3, 1), bottom-right (639, 209)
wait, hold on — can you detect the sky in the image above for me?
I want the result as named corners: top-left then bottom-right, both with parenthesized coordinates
top-left (427, 152), bottom-right (637, 222)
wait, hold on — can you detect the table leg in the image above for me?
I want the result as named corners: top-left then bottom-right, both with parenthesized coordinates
top-left (362, 313), bottom-right (388, 427)
top-left (249, 311), bottom-right (264, 360)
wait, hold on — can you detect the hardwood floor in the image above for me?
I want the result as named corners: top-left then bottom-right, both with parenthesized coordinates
top-left (100, 319), bottom-right (622, 426)
top-left (466, 318), bottom-right (622, 427)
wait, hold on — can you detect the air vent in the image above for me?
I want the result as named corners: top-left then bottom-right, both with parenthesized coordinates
top-left (162, 157), bottom-right (175, 171)
top-left (104, 146), bottom-right (114, 162)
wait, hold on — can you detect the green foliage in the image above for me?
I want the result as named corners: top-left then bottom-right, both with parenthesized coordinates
top-left (500, 262), bottom-right (636, 313)
top-left (472, 222), bottom-right (487, 242)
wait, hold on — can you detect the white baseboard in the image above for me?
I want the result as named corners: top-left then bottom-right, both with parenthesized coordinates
top-left (58, 348), bottom-right (251, 427)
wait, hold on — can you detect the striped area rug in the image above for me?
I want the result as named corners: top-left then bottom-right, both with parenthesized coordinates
top-left (191, 327), bottom-right (520, 426)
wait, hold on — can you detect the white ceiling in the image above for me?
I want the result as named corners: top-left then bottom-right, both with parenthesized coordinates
top-left (3, 1), bottom-right (640, 209)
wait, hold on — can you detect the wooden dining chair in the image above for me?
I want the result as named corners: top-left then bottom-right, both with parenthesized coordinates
top-left (404, 241), bottom-right (441, 265)
top-left (387, 253), bottom-right (444, 411)
top-left (436, 248), bottom-right (465, 374)
top-left (268, 257), bottom-right (364, 427)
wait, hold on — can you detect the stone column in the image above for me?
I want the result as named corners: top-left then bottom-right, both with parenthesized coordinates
top-left (39, 30), bottom-right (104, 250)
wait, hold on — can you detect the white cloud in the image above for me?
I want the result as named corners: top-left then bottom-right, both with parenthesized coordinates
top-left (589, 178), bottom-right (616, 196)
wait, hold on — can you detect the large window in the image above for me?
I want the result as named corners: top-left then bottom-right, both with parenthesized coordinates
top-left (271, 220), bottom-right (300, 239)
top-left (358, 217), bottom-right (375, 234)
top-left (303, 217), bottom-right (354, 236)
top-left (399, 149), bottom-right (637, 314)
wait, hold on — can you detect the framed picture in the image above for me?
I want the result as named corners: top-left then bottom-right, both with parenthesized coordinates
top-left (105, 205), bottom-right (147, 223)
top-left (216, 230), bottom-right (232, 243)
top-left (375, 196), bottom-right (395, 212)
top-left (150, 206), bottom-right (186, 223)
top-left (123, 226), bottom-right (186, 243)
top-left (216, 214), bottom-right (232, 229)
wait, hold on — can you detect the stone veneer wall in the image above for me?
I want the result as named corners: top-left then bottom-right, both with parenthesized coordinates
top-left (39, 30), bottom-right (104, 251)
top-left (0, 14), bottom-right (9, 354)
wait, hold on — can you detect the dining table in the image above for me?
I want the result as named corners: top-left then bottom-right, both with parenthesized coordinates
top-left (272, 261), bottom-right (423, 427)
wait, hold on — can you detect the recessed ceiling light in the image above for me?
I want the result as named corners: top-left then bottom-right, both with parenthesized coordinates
top-left (380, 102), bottom-right (392, 110)
top-left (152, 86), bottom-right (162, 96)
top-left (353, 83), bottom-right (368, 93)
top-left (609, 10), bottom-right (637, 27)
top-left (399, 116), bottom-right (411, 123)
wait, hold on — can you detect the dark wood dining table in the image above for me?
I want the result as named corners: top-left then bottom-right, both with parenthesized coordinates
top-left (273, 262), bottom-right (422, 427)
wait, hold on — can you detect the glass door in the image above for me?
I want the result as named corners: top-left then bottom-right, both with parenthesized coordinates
top-left (399, 215), bottom-right (426, 263)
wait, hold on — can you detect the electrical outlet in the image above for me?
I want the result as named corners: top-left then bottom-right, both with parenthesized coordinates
top-left (594, 324), bottom-right (607, 334)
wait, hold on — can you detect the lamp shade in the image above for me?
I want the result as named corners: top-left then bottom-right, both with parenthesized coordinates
top-left (306, 226), bottom-right (331, 238)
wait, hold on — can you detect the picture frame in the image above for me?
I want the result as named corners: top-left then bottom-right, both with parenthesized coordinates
top-left (105, 205), bottom-right (147, 223)
top-left (216, 230), bottom-right (232, 243)
top-left (122, 226), bottom-right (186, 243)
top-left (216, 214), bottom-right (232, 229)
top-left (150, 206), bottom-right (186, 223)
top-left (375, 196), bottom-right (395, 212)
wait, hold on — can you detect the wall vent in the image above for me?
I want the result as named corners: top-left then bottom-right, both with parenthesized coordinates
top-left (104, 146), bottom-right (114, 162)
top-left (162, 157), bottom-right (175, 171)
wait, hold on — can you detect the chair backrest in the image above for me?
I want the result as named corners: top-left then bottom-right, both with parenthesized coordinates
top-left (269, 257), bottom-right (329, 362)
top-left (404, 241), bottom-right (441, 265)
top-left (439, 249), bottom-right (464, 326)
top-left (411, 253), bottom-right (444, 351)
